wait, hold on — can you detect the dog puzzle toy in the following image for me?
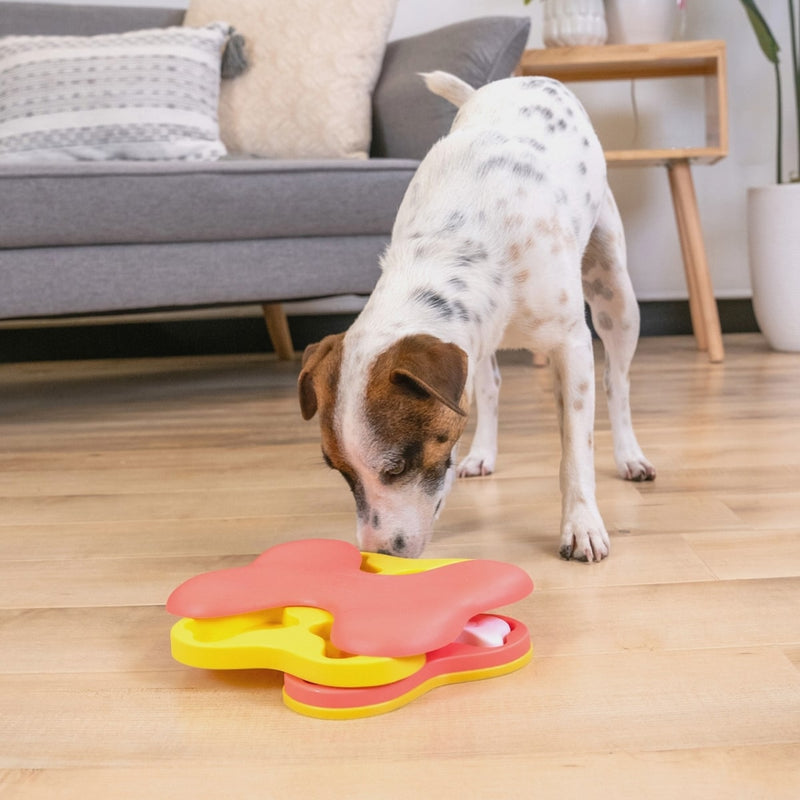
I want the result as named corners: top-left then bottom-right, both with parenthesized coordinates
top-left (167, 539), bottom-right (533, 718)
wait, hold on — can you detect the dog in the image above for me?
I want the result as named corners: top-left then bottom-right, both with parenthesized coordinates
top-left (298, 71), bottom-right (655, 562)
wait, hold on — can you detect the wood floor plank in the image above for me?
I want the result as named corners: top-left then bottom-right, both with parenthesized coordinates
top-left (686, 529), bottom-right (800, 580)
top-left (528, 577), bottom-right (800, 656)
top-left (2, 745), bottom-right (800, 800)
top-left (718, 491), bottom-right (800, 530)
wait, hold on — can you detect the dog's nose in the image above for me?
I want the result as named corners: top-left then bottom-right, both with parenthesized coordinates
top-left (376, 533), bottom-right (410, 557)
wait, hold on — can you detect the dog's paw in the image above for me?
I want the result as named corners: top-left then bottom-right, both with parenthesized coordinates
top-left (620, 457), bottom-right (656, 483)
top-left (559, 519), bottom-right (610, 563)
top-left (456, 451), bottom-right (496, 478)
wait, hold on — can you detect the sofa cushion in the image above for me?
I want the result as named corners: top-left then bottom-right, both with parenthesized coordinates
top-left (0, 22), bottom-right (236, 163)
top-left (0, 3), bottom-right (185, 37)
top-left (0, 236), bottom-right (392, 319)
top-left (0, 158), bottom-right (419, 248)
top-left (183, 0), bottom-right (397, 160)
top-left (371, 16), bottom-right (531, 160)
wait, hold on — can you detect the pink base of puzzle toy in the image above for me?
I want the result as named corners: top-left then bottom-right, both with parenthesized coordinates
top-left (283, 614), bottom-right (532, 719)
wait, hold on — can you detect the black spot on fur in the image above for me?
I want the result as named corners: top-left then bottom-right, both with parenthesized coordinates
top-left (455, 240), bottom-right (489, 267)
top-left (413, 288), bottom-right (453, 319)
top-left (514, 162), bottom-right (545, 182)
top-left (452, 300), bottom-right (471, 322)
top-left (516, 136), bottom-right (547, 152)
top-left (478, 156), bottom-right (544, 182)
top-left (478, 155), bottom-right (512, 176)
top-left (444, 210), bottom-right (466, 232)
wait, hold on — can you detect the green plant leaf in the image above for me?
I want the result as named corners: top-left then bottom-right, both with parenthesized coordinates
top-left (738, 0), bottom-right (781, 63)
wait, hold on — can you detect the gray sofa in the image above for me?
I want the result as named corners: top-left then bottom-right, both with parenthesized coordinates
top-left (0, 3), bottom-right (529, 357)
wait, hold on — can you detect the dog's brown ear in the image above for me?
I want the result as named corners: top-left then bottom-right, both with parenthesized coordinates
top-left (298, 334), bottom-right (344, 421)
top-left (390, 334), bottom-right (468, 417)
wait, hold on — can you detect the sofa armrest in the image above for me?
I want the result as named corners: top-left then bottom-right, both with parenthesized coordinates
top-left (371, 16), bottom-right (531, 160)
top-left (0, 2), bottom-right (184, 37)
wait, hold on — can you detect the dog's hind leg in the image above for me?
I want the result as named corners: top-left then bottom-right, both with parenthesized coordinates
top-left (583, 186), bottom-right (656, 482)
top-left (457, 352), bottom-right (501, 477)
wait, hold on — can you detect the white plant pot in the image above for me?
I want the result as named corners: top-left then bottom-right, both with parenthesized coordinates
top-left (542, 0), bottom-right (607, 47)
top-left (605, 0), bottom-right (678, 44)
top-left (747, 183), bottom-right (800, 352)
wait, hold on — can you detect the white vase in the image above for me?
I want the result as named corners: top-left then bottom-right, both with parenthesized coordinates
top-left (542, 0), bottom-right (607, 47)
top-left (747, 184), bottom-right (800, 352)
top-left (605, 0), bottom-right (678, 44)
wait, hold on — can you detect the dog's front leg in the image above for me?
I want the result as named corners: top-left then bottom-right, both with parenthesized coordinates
top-left (457, 352), bottom-right (500, 478)
top-left (551, 334), bottom-right (610, 562)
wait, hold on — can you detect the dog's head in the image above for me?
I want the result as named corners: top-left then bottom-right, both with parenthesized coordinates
top-left (298, 333), bottom-right (469, 557)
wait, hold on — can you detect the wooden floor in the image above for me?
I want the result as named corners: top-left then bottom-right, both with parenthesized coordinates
top-left (1, 333), bottom-right (798, 799)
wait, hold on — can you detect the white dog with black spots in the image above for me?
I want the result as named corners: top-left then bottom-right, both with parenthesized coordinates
top-left (299, 71), bottom-right (655, 562)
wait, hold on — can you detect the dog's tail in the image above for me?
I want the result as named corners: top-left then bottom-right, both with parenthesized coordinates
top-left (421, 70), bottom-right (475, 108)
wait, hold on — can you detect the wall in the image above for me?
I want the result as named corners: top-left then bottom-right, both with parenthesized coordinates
top-left (7, 0), bottom-right (795, 302)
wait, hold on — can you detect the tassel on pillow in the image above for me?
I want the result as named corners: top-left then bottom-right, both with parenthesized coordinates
top-left (221, 27), bottom-right (248, 79)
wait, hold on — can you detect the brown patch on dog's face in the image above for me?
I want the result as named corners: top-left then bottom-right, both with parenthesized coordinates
top-left (365, 335), bottom-right (468, 495)
top-left (338, 335), bottom-right (469, 557)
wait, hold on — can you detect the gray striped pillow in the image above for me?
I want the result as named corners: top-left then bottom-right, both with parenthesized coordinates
top-left (0, 22), bottom-right (232, 162)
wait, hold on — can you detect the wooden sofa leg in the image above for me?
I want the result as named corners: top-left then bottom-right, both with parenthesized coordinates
top-left (262, 303), bottom-right (295, 360)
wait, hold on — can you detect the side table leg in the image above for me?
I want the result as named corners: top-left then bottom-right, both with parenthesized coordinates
top-left (666, 160), bottom-right (724, 363)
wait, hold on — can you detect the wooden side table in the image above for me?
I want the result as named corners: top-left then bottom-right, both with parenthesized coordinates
top-left (519, 40), bottom-right (728, 362)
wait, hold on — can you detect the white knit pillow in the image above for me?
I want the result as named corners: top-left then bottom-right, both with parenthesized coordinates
top-left (0, 23), bottom-right (233, 162)
top-left (183, 0), bottom-right (397, 159)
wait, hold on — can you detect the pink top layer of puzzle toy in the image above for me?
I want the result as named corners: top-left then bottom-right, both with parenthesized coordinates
top-left (166, 539), bottom-right (533, 658)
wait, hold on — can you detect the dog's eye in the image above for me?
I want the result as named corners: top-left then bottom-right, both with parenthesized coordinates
top-left (383, 459), bottom-right (407, 479)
